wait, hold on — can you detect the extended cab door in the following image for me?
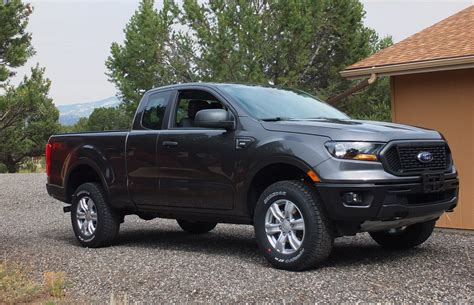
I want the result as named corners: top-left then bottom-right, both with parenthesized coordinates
top-left (155, 89), bottom-right (237, 210)
top-left (126, 90), bottom-right (173, 206)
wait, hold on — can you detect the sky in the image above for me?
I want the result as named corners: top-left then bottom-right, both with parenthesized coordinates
top-left (10, 0), bottom-right (473, 106)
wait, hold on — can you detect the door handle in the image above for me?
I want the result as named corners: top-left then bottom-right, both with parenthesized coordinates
top-left (162, 141), bottom-right (178, 147)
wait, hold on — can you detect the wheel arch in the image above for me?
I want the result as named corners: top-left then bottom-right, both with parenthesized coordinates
top-left (65, 159), bottom-right (109, 203)
top-left (244, 156), bottom-right (317, 218)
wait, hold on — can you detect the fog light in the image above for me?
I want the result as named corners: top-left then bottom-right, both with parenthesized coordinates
top-left (343, 192), bottom-right (363, 206)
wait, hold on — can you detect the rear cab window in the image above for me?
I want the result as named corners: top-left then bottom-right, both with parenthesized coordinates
top-left (141, 91), bottom-right (172, 129)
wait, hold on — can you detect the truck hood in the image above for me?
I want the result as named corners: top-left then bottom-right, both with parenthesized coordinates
top-left (261, 119), bottom-right (442, 142)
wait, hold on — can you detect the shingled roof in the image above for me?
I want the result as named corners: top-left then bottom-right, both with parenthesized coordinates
top-left (341, 5), bottom-right (474, 78)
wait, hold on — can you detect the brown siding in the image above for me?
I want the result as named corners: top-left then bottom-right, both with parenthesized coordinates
top-left (391, 69), bottom-right (474, 230)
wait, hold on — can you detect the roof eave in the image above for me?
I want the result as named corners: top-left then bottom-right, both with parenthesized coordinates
top-left (340, 55), bottom-right (474, 79)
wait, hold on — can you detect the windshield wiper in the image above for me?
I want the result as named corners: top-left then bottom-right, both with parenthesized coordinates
top-left (296, 117), bottom-right (348, 121)
top-left (297, 117), bottom-right (330, 120)
top-left (261, 117), bottom-right (347, 122)
top-left (260, 117), bottom-right (292, 122)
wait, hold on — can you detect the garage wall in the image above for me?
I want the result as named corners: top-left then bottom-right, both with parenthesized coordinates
top-left (391, 68), bottom-right (474, 230)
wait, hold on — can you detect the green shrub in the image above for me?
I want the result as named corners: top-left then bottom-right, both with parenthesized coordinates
top-left (19, 159), bottom-right (37, 173)
top-left (0, 163), bottom-right (7, 174)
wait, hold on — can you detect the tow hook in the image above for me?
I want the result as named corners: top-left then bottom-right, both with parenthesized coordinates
top-left (63, 206), bottom-right (71, 213)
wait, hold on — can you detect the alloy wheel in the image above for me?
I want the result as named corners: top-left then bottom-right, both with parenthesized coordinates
top-left (76, 196), bottom-right (98, 237)
top-left (264, 199), bottom-right (305, 254)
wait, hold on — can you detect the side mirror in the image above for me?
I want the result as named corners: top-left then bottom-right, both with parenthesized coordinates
top-left (194, 109), bottom-right (235, 130)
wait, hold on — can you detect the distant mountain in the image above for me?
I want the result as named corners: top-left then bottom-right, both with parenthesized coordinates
top-left (57, 96), bottom-right (121, 125)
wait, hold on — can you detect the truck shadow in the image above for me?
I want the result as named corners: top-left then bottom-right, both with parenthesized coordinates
top-left (324, 241), bottom-right (428, 268)
top-left (110, 227), bottom-right (427, 269)
top-left (116, 228), bottom-right (260, 259)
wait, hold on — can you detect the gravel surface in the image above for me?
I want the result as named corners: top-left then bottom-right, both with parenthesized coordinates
top-left (0, 173), bottom-right (472, 303)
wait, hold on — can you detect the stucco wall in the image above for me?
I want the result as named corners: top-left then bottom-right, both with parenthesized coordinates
top-left (391, 68), bottom-right (474, 230)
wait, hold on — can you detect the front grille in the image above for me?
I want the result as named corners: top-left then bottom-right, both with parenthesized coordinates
top-left (381, 142), bottom-right (451, 175)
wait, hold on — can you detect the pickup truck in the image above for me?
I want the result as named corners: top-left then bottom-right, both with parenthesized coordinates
top-left (46, 83), bottom-right (459, 271)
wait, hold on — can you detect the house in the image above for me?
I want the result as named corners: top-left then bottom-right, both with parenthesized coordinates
top-left (341, 6), bottom-right (474, 230)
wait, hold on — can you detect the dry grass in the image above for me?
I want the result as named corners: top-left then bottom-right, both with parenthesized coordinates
top-left (109, 292), bottom-right (129, 305)
top-left (43, 271), bottom-right (67, 298)
top-left (0, 261), bottom-right (66, 304)
top-left (0, 261), bottom-right (43, 303)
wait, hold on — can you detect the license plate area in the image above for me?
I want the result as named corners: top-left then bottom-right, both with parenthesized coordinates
top-left (422, 172), bottom-right (445, 193)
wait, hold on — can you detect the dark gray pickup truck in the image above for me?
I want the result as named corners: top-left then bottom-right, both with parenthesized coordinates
top-left (46, 83), bottom-right (459, 270)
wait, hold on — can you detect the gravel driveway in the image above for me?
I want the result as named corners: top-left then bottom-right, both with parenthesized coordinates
top-left (0, 173), bottom-right (472, 303)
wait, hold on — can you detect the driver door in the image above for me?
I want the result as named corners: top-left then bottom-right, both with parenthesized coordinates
top-left (155, 89), bottom-right (237, 210)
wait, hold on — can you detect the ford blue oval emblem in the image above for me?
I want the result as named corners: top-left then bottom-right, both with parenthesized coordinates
top-left (417, 151), bottom-right (434, 163)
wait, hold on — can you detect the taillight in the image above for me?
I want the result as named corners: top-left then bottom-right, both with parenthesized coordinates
top-left (45, 143), bottom-right (52, 176)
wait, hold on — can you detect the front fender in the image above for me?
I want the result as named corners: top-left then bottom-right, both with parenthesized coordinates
top-left (236, 133), bottom-right (331, 215)
top-left (246, 133), bottom-right (331, 177)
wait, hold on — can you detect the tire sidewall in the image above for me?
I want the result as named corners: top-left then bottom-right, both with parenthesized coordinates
top-left (254, 185), bottom-right (318, 269)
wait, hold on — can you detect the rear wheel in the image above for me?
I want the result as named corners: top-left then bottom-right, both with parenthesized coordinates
top-left (254, 180), bottom-right (333, 271)
top-left (177, 219), bottom-right (217, 234)
top-left (71, 183), bottom-right (120, 248)
top-left (369, 220), bottom-right (436, 250)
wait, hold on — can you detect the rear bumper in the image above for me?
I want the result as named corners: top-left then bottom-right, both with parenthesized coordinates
top-left (46, 183), bottom-right (68, 202)
top-left (316, 174), bottom-right (459, 234)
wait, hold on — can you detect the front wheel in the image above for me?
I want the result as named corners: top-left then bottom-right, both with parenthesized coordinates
top-left (71, 183), bottom-right (120, 248)
top-left (254, 180), bottom-right (334, 271)
top-left (369, 220), bottom-right (436, 250)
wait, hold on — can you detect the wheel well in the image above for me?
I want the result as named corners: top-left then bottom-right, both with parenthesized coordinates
top-left (246, 163), bottom-right (311, 218)
top-left (66, 165), bottom-right (103, 202)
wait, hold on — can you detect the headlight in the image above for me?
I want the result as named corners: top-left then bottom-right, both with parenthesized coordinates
top-left (325, 141), bottom-right (383, 161)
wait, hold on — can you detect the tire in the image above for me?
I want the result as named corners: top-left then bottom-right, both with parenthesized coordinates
top-left (369, 220), bottom-right (436, 250)
top-left (253, 180), bottom-right (334, 271)
top-left (177, 219), bottom-right (217, 234)
top-left (71, 183), bottom-right (120, 248)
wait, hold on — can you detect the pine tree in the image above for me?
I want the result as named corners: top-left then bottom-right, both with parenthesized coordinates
top-left (87, 107), bottom-right (131, 131)
top-left (106, 0), bottom-right (189, 116)
top-left (0, 1), bottom-right (59, 172)
top-left (0, 66), bottom-right (59, 172)
top-left (0, 0), bottom-right (34, 85)
top-left (106, 0), bottom-right (393, 121)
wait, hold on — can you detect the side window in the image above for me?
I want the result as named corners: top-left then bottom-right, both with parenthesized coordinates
top-left (142, 91), bottom-right (171, 129)
top-left (174, 90), bottom-right (226, 128)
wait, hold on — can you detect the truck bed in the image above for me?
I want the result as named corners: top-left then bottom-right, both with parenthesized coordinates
top-left (47, 131), bottom-right (131, 208)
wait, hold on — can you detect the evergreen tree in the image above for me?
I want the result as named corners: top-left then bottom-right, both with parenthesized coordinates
top-left (0, 66), bottom-right (59, 172)
top-left (340, 35), bottom-right (393, 121)
top-left (105, 0), bottom-right (189, 116)
top-left (60, 117), bottom-right (90, 133)
top-left (106, 0), bottom-right (393, 120)
top-left (87, 107), bottom-right (131, 131)
top-left (0, 0), bottom-right (34, 85)
top-left (0, 1), bottom-right (59, 172)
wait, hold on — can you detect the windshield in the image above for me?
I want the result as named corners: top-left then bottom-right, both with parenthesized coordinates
top-left (219, 84), bottom-right (349, 120)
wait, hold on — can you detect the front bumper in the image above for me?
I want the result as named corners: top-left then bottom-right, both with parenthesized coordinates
top-left (316, 173), bottom-right (459, 235)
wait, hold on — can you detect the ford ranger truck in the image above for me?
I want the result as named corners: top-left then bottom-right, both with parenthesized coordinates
top-left (46, 83), bottom-right (459, 271)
